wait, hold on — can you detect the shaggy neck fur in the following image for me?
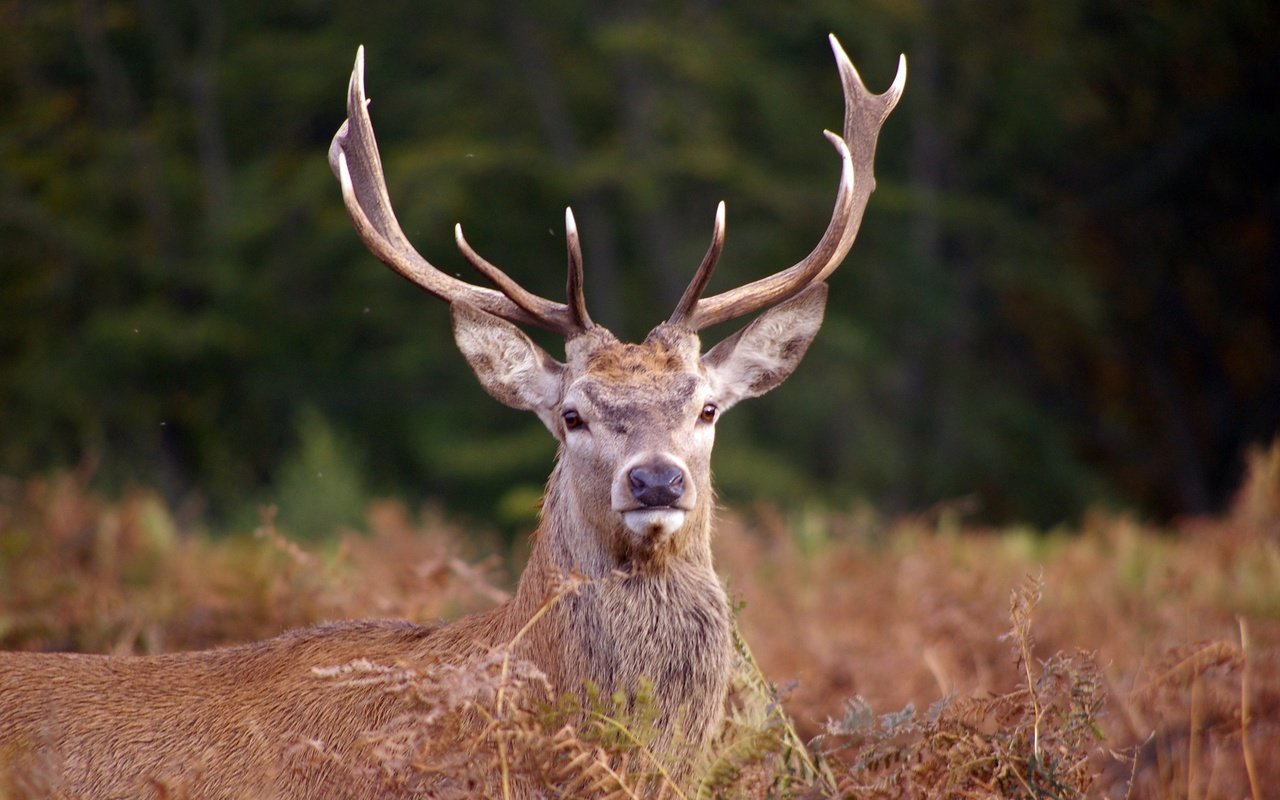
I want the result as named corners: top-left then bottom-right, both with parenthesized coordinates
top-left (501, 455), bottom-right (731, 752)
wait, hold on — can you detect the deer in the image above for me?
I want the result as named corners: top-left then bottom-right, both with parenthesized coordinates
top-left (0, 35), bottom-right (904, 799)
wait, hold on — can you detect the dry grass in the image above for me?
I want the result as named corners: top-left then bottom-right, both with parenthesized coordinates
top-left (719, 439), bottom-right (1280, 798)
top-left (2, 439), bottom-right (1278, 797)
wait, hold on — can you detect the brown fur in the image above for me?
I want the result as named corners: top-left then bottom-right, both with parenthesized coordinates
top-left (1, 304), bottom-right (837, 797)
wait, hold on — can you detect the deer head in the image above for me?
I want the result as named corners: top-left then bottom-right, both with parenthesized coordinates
top-left (329, 36), bottom-right (904, 577)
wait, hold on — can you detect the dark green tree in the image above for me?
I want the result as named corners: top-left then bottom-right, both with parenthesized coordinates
top-left (1, 0), bottom-right (1274, 529)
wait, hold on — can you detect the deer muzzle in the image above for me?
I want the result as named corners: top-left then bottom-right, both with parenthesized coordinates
top-left (613, 454), bottom-right (695, 540)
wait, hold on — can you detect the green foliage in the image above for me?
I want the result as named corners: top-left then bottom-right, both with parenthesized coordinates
top-left (271, 407), bottom-right (367, 539)
top-left (0, 0), bottom-right (1275, 527)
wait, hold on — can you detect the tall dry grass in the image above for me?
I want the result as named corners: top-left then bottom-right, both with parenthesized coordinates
top-left (719, 440), bottom-right (1280, 798)
top-left (2, 441), bottom-right (1278, 797)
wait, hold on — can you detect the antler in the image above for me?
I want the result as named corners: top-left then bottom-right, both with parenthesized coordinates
top-left (668, 35), bottom-right (906, 331)
top-left (329, 47), bottom-right (590, 337)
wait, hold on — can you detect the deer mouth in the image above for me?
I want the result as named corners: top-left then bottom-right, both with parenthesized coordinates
top-left (620, 508), bottom-right (687, 540)
top-left (614, 454), bottom-right (695, 542)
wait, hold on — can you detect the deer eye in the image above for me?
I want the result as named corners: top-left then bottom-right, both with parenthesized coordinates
top-left (562, 409), bottom-right (585, 431)
top-left (699, 403), bottom-right (718, 424)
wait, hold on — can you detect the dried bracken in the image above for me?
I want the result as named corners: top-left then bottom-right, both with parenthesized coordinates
top-left (809, 575), bottom-right (1104, 799)
top-left (3, 437), bottom-right (1280, 797)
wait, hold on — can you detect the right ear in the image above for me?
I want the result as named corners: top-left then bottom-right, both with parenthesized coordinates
top-left (451, 302), bottom-right (564, 429)
top-left (701, 283), bottom-right (828, 412)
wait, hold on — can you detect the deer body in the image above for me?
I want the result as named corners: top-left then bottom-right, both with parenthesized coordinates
top-left (1, 543), bottom-right (730, 798)
top-left (1, 621), bottom-right (476, 798)
top-left (0, 36), bottom-right (902, 799)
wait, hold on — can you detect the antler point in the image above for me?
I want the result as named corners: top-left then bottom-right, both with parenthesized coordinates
top-left (892, 54), bottom-right (908, 94)
top-left (336, 151), bottom-right (353, 192)
top-left (829, 35), bottom-right (859, 82)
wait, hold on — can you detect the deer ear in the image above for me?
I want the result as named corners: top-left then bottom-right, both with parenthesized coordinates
top-left (702, 283), bottom-right (827, 411)
top-left (451, 302), bottom-right (564, 419)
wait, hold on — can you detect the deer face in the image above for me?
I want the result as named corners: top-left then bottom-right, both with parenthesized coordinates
top-left (451, 284), bottom-right (828, 568)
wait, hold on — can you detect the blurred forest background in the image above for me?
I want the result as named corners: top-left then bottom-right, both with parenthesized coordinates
top-left (0, 0), bottom-right (1276, 536)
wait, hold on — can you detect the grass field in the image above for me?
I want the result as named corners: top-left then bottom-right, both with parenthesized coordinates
top-left (2, 442), bottom-right (1277, 797)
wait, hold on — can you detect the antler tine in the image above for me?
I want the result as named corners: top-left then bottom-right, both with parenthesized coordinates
top-left (453, 223), bottom-right (570, 329)
top-left (455, 211), bottom-right (592, 334)
top-left (821, 38), bottom-right (907, 282)
top-left (564, 208), bottom-right (592, 330)
top-left (330, 47), bottom-right (579, 336)
top-left (668, 201), bottom-right (726, 327)
top-left (678, 37), bottom-right (906, 331)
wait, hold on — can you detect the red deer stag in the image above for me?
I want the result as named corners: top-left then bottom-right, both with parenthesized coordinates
top-left (0, 35), bottom-right (904, 798)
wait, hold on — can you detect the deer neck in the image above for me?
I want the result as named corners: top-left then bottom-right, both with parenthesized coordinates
top-left (502, 460), bottom-right (731, 744)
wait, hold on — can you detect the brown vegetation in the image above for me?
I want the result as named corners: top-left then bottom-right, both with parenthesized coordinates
top-left (2, 441), bottom-right (1278, 797)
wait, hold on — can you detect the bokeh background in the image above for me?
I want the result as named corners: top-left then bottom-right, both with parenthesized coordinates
top-left (1, 0), bottom-right (1275, 535)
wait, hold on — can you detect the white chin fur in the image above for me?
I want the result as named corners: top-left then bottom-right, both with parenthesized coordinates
top-left (621, 509), bottom-right (686, 540)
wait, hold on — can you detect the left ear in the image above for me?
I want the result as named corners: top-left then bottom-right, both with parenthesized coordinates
top-left (701, 283), bottom-right (828, 412)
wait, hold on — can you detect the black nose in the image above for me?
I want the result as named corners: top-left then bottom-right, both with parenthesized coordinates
top-left (629, 463), bottom-right (685, 507)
